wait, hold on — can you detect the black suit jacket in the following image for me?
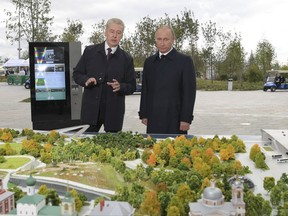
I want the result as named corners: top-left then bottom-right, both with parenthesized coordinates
top-left (73, 42), bottom-right (136, 131)
top-left (139, 48), bottom-right (196, 134)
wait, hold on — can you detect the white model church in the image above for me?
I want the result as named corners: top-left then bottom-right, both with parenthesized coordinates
top-left (7, 175), bottom-right (76, 216)
top-left (189, 179), bottom-right (246, 216)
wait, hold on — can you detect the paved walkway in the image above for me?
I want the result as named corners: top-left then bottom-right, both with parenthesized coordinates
top-left (0, 82), bottom-right (287, 136)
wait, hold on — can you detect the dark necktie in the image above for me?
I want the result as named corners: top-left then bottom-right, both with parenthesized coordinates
top-left (107, 48), bottom-right (112, 61)
top-left (160, 54), bottom-right (166, 59)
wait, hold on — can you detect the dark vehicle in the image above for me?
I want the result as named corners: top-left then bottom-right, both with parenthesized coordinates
top-left (263, 70), bottom-right (288, 92)
top-left (24, 78), bottom-right (30, 89)
top-left (135, 67), bottom-right (143, 93)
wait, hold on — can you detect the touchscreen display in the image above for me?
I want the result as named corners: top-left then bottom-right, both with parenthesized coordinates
top-left (34, 46), bottom-right (66, 101)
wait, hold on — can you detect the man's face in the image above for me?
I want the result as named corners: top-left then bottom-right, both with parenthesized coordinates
top-left (105, 23), bottom-right (124, 47)
top-left (155, 28), bottom-right (174, 53)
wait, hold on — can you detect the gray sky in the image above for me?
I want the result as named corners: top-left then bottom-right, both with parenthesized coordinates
top-left (1, 0), bottom-right (288, 64)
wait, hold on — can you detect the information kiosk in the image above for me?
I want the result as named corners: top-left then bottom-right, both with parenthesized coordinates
top-left (29, 42), bottom-right (82, 130)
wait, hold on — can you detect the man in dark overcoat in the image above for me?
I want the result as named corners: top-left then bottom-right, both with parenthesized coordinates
top-left (73, 18), bottom-right (136, 132)
top-left (139, 25), bottom-right (196, 135)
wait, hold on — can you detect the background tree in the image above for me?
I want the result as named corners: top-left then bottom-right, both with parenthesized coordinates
top-left (8, 187), bottom-right (25, 207)
top-left (176, 183), bottom-right (195, 215)
top-left (46, 189), bottom-right (61, 206)
top-left (201, 20), bottom-right (218, 80)
top-left (255, 152), bottom-right (268, 169)
top-left (255, 39), bottom-right (276, 80)
top-left (60, 19), bottom-right (84, 42)
top-left (70, 189), bottom-right (83, 212)
top-left (131, 16), bottom-right (158, 66)
top-left (180, 9), bottom-right (199, 59)
top-left (263, 176), bottom-right (275, 194)
top-left (282, 190), bottom-right (288, 204)
top-left (222, 35), bottom-right (245, 81)
top-left (270, 185), bottom-right (282, 207)
top-left (128, 183), bottom-right (145, 208)
top-left (244, 190), bottom-right (272, 216)
top-left (38, 184), bottom-right (48, 195)
top-left (245, 52), bottom-right (262, 82)
top-left (167, 206), bottom-right (181, 216)
top-left (88, 19), bottom-right (106, 44)
top-left (138, 191), bottom-right (161, 216)
top-left (249, 144), bottom-right (261, 161)
top-left (167, 196), bottom-right (185, 216)
top-left (278, 202), bottom-right (288, 216)
top-left (158, 13), bottom-right (185, 51)
top-left (0, 156), bottom-right (6, 163)
top-left (5, 0), bottom-right (56, 45)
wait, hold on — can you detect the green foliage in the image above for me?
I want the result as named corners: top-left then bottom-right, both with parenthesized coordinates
top-left (5, 0), bottom-right (56, 43)
top-left (254, 152), bottom-right (269, 170)
top-left (196, 79), bottom-right (263, 90)
top-left (0, 156), bottom-right (6, 163)
top-left (0, 128), bottom-right (19, 139)
top-left (45, 189), bottom-right (61, 206)
top-left (244, 190), bottom-right (272, 216)
top-left (60, 19), bottom-right (84, 42)
top-left (263, 176), bottom-right (275, 193)
top-left (88, 19), bottom-right (106, 44)
top-left (8, 186), bottom-right (25, 207)
top-left (255, 39), bottom-right (276, 78)
top-left (167, 196), bottom-right (185, 216)
top-left (270, 185), bottom-right (282, 206)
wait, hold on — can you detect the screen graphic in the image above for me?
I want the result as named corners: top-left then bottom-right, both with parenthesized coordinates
top-left (34, 47), bottom-right (66, 101)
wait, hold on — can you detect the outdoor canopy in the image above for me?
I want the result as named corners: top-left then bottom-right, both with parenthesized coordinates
top-left (3, 59), bottom-right (29, 67)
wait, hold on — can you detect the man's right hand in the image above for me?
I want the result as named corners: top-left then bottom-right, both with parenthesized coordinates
top-left (85, 78), bottom-right (97, 86)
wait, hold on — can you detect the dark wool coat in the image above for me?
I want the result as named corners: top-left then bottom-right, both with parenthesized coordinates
top-left (73, 42), bottom-right (136, 131)
top-left (139, 48), bottom-right (196, 134)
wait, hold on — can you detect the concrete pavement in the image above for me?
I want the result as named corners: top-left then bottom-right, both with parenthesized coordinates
top-left (0, 82), bottom-right (288, 136)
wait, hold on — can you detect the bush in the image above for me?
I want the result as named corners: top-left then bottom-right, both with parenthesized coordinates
top-left (0, 156), bottom-right (6, 163)
top-left (196, 79), bottom-right (263, 91)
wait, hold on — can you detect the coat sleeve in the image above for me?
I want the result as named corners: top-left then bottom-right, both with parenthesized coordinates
top-left (117, 52), bottom-right (136, 95)
top-left (138, 60), bottom-right (148, 119)
top-left (180, 56), bottom-right (196, 123)
top-left (73, 47), bottom-right (90, 87)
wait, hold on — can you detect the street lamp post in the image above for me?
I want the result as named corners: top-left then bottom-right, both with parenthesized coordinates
top-left (208, 47), bottom-right (213, 82)
top-left (17, 1), bottom-right (22, 59)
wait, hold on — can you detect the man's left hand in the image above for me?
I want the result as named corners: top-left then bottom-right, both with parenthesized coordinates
top-left (107, 79), bottom-right (120, 92)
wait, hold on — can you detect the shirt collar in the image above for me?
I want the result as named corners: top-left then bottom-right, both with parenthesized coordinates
top-left (105, 41), bottom-right (118, 54)
top-left (159, 47), bottom-right (173, 57)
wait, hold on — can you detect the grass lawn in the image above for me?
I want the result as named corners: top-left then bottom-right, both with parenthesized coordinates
top-left (17, 162), bottom-right (127, 191)
top-left (0, 157), bottom-right (31, 169)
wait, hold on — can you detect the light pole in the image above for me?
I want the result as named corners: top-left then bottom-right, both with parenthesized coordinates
top-left (208, 47), bottom-right (213, 82)
top-left (17, 1), bottom-right (22, 59)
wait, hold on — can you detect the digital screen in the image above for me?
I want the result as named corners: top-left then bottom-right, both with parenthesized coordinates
top-left (34, 46), bottom-right (66, 101)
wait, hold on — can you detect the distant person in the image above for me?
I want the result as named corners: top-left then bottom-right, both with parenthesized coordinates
top-left (275, 74), bottom-right (281, 86)
top-left (279, 75), bottom-right (285, 83)
top-left (138, 25), bottom-right (196, 135)
top-left (19, 69), bottom-right (25, 75)
top-left (73, 18), bottom-right (136, 133)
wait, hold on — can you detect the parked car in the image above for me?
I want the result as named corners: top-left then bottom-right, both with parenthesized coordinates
top-left (24, 78), bottom-right (30, 89)
top-left (135, 67), bottom-right (143, 93)
top-left (136, 83), bottom-right (142, 92)
top-left (263, 70), bottom-right (288, 92)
